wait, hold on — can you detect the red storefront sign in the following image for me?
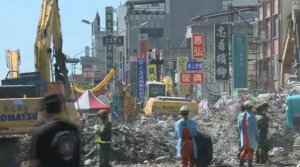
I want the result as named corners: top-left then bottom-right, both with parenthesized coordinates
top-left (180, 72), bottom-right (204, 84)
top-left (192, 34), bottom-right (204, 59)
top-left (82, 71), bottom-right (102, 79)
top-left (137, 53), bottom-right (147, 60)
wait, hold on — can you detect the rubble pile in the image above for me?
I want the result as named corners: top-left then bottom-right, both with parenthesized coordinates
top-left (16, 93), bottom-right (300, 166)
top-left (80, 115), bottom-right (177, 166)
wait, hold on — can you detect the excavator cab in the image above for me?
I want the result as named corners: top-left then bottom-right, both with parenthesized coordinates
top-left (285, 91), bottom-right (300, 128)
top-left (143, 82), bottom-right (167, 109)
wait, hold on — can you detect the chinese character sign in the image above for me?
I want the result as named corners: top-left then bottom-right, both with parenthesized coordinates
top-left (177, 57), bottom-right (188, 97)
top-left (106, 6), bottom-right (114, 75)
top-left (137, 53), bottom-right (147, 60)
top-left (137, 60), bottom-right (146, 101)
top-left (192, 34), bottom-right (204, 59)
top-left (232, 34), bottom-right (248, 88)
top-left (214, 24), bottom-right (229, 80)
top-left (177, 57), bottom-right (188, 73)
top-left (106, 46), bottom-right (114, 74)
top-left (180, 73), bottom-right (204, 84)
top-left (147, 64), bottom-right (157, 81)
top-left (186, 61), bottom-right (204, 71)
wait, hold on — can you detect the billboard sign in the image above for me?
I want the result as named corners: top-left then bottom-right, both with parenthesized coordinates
top-left (180, 72), bottom-right (204, 84)
top-left (103, 36), bottom-right (124, 46)
top-left (137, 53), bottom-right (147, 60)
top-left (139, 34), bottom-right (148, 54)
top-left (82, 71), bottom-right (102, 79)
top-left (106, 6), bottom-right (114, 75)
top-left (214, 24), bottom-right (229, 80)
top-left (186, 61), bottom-right (204, 71)
top-left (192, 34), bottom-right (204, 59)
top-left (137, 55), bottom-right (146, 101)
top-left (147, 64), bottom-right (157, 81)
top-left (233, 34), bottom-right (248, 88)
top-left (80, 57), bottom-right (98, 65)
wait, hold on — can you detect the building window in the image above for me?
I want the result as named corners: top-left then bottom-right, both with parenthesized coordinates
top-left (266, 3), bottom-right (270, 17)
top-left (273, 0), bottom-right (278, 13)
top-left (274, 55), bottom-right (279, 79)
top-left (266, 18), bottom-right (270, 38)
top-left (267, 42), bottom-right (271, 57)
top-left (273, 16), bottom-right (279, 37)
top-left (152, 3), bottom-right (159, 6)
top-left (259, 6), bottom-right (263, 20)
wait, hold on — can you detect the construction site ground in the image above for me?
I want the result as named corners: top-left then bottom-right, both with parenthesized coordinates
top-left (16, 93), bottom-right (300, 167)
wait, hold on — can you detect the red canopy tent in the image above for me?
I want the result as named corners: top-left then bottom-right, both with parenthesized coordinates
top-left (74, 90), bottom-right (110, 113)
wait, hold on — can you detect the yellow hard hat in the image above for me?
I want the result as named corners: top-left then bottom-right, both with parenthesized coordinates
top-left (109, 93), bottom-right (113, 99)
top-left (180, 106), bottom-right (189, 115)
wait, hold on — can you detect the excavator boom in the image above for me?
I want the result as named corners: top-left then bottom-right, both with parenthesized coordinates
top-left (34, 0), bottom-right (69, 97)
top-left (280, 3), bottom-right (300, 85)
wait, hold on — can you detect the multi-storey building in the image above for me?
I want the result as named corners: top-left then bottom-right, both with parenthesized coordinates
top-left (255, 0), bottom-right (300, 91)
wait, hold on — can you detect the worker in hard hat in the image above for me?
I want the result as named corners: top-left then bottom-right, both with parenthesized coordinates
top-left (174, 106), bottom-right (198, 167)
top-left (237, 103), bottom-right (245, 160)
top-left (96, 109), bottom-right (112, 167)
top-left (255, 102), bottom-right (270, 164)
top-left (237, 101), bottom-right (259, 167)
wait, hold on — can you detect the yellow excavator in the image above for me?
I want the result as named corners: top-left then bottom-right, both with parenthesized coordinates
top-left (280, 2), bottom-right (300, 86)
top-left (143, 76), bottom-right (198, 117)
top-left (0, 1), bottom-right (86, 165)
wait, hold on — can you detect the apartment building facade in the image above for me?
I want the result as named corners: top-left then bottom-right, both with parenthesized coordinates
top-left (256, 0), bottom-right (300, 91)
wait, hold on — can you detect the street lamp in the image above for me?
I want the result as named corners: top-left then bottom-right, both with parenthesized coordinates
top-left (81, 19), bottom-right (151, 93)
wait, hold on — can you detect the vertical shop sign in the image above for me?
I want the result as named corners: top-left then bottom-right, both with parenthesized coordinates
top-left (139, 34), bottom-right (148, 55)
top-left (177, 57), bottom-right (189, 97)
top-left (214, 24), bottom-right (229, 80)
top-left (232, 34), bottom-right (248, 88)
top-left (137, 55), bottom-right (146, 101)
top-left (191, 34), bottom-right (204, 59)
top-left (147, 64), bottom-right (157, 81)
top-left (106, 7), bottom-right (114, 74)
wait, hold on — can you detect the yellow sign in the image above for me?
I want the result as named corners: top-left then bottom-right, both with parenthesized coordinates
top-left (147, 64), bottom-right (157, 81)
top-left (178, 58), bottom-right (187, 72)
top-left (180, 85), bottom-right (188, 95)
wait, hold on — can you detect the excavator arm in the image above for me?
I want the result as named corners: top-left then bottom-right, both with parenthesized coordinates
top-left (280, 3), bottom-right (300, 85)
top-left (34, 0), bottom-right (69, 97)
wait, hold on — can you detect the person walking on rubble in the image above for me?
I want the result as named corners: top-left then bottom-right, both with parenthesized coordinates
top-left (96, 109), bottom-right (112, 167)
top-left (174, 106), bottom-right (198, 167)
top-left (237, 103), bottom-right (245, 160)
top-left (237, 101), bottom-right (259, 167)
top-left (255, 102), bottom-right (270, 164)
top-left (22, 93), bottom-right (80, 167)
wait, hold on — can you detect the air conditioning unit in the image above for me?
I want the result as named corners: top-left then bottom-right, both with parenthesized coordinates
top-left (259, 31), bottom-right (268, 43)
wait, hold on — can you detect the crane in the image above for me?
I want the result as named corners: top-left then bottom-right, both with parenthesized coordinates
top-left (34, 0), bottom-right (69, 97)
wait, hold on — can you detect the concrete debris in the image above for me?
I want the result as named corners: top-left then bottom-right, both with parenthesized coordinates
top-left (15, 93), bottom-right (300, 166)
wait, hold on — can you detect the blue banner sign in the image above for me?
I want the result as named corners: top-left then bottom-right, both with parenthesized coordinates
top-left (232, 34), bottom-right (248, 88)
top-left (136, 60), bottom-right (146, 101)
top-left (103, 36), bottom-right (124, 46)
top-left (186, 61), bottom-right (204, 71)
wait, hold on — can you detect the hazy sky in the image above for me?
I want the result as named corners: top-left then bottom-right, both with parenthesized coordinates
top-left (0, 0), bottom-right (120, 81)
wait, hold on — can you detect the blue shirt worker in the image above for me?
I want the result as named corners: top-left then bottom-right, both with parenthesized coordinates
top-left (237, 101), bottom-right (259, 167)
top-left (174, 106), bottom-right (198, 167)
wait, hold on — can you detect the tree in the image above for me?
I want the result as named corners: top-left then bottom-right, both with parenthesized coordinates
top-left (74, 83), bottom-right (94, 90)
